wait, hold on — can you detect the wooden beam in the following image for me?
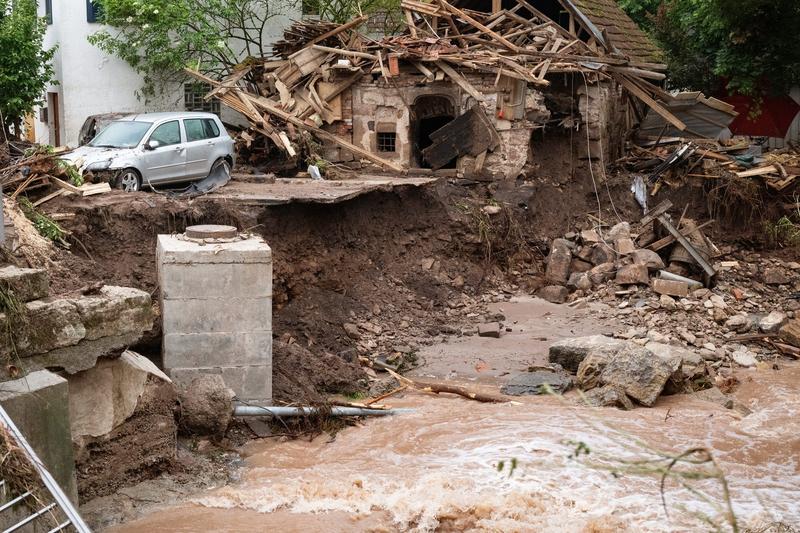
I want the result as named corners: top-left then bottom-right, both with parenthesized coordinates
top-left (306, 15), bottom-right (368, 48)
top-left (311, 45), bottom-right (378, 61)
top-left (438, 0), bottom-right (519, 52)
top-left (242, 92), bottom-right (405, 173)
top-left (616, 75), bottom-right (687, 132)
top-left (435, 61), bottom-right (484, 102)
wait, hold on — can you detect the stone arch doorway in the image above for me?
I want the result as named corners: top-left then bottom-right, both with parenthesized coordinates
top-left (412, 95), bottom-right (456, 168)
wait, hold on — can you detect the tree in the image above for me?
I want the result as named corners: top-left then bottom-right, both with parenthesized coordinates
top-left (617, 0), bottom-right (800, 96)
top-left (0, 0), bottom-right (56, 138)
top-left (89, 0), bottom-right (300, 100)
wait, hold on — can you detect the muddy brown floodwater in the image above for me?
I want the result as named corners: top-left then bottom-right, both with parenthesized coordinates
top-left (112, 298), bottom-right (800, 532)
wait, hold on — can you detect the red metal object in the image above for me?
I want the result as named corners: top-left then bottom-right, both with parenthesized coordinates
top-left (722, 94), bottom-right (800, 138)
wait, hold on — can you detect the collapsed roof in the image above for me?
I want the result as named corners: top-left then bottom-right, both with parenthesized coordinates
top-left (187, 0), bottom-right (685, 172)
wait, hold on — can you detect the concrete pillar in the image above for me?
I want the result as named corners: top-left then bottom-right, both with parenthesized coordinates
top-left (157, 226), bottom-right (272, 404)
top-left (0, 370), bottom-right (79, 503)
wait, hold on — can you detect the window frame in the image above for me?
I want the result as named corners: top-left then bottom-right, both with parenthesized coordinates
top-left (86, 0), bottom-right (102, 22)
top-left (376, 131), bottom-right (397, 153)
top-left (183, 118), bottom-right (221, 142)
top-left (147, 120), bottom-right (183, 148)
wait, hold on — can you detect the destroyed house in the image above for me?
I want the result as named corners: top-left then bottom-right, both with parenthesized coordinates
top-left (193, 0), bottom-right (671, 178)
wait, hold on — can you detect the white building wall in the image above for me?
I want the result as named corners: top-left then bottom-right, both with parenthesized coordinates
top-left (34, 0), bottom-right (300, 147)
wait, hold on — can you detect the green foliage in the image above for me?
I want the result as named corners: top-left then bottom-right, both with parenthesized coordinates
top-left (19, 198), bottom-right (65, 242)
top-left (764, 215), bottom-right (800, 248)
top-left (621, 0), bottom-right (800, 95)
top-left (0, 0), bottom-right (56, 134)
top-left (57, 160), bottom-right (84, 187)
top-left (89, 0), bottom-right (300, 100)
top-left (616, 0), bottom-right (661, 32)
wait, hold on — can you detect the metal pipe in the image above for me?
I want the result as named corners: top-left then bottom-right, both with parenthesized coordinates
top-left (233, 405), bottom-right (414, 417)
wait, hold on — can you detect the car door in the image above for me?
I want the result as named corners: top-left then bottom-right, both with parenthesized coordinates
top-left (183, 118), bottom-right (218, 178)
top-left (138, 120), bottom-right (186, 184)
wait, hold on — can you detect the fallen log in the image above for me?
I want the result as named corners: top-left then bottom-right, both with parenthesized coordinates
top-left (387, 369), bottom-right (513, 403)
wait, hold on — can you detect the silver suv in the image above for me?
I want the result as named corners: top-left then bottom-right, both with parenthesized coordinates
top-left (62, 112), bottom-right (235, 192)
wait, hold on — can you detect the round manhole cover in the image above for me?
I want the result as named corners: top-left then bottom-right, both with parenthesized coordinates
top-left (185, 224), bottom-right (238, 239)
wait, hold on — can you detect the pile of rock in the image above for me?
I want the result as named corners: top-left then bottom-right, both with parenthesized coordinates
top-left (548, 335), bottom-right (710, 409)
top-left (537, 218), bottom-right (714, 304)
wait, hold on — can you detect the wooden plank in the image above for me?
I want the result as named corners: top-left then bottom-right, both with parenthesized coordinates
top-left (423, 105), bottom-right (500, 169)
top-left (51, 177), bottom-right (82, 194)
top-left (79, 182), bottom-right (111, 196)
top-left (404, 9), bottom-right (418, 38)
top-left (241, 92), bottom-right (405, 173)
top-left (311, 45), bottom-right (377, 61)
top-left (32, 188), bottom-right (66, 207)
top-left (735, 165), bottom-right (778, 178)
top-left (616, 75), bottom-right (687, 132)
top-left (306, 15), bottom-right (367, 48)
top-left (438, 0), bottom-right (519, 51)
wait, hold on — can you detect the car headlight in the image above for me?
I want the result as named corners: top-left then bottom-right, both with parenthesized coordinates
top-left (86, 160), bottom-right (112, 171)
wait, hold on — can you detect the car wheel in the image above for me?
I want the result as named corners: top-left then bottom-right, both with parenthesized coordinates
top-left (116, 169), bottom-right (142, 192)
top-left (209, 158), bottom-right (231, 177)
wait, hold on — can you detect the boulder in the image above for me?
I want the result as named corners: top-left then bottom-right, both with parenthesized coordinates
top-left (725, 314), bottom-right (750, 332)
top-left (631, 249), bottom-right (665, 271)
top-left (763, 267), bottom-right (790, 285)
top-left (581, 385), bottom-right (634, 410)
top-left (652, 278), bottom-right (689, 297)
top-left (549, 335), bottom-right (628, 373)
top-left (580, 229), bottom-right (601, 243)
top-left (178, 374), bottom-right (234, 436)
top-left (606, 222), bottom-right (631, 241)
top-left (659, 294), bottom-right (677, 310)
top-left (615, 264), bottom-right (650, 286)
top-left (588, 262), bottom-right (615, 285)
top-left (779, 318), bottom-right (800, 347)
top-left (576, 353), bottom-right (609, 390)
top-left (599, 344), bottom-right (674, 406)
top-left (537, 285), bottom-right (569, 304)
top-left (731, 349), bottom-right (757, 368)
top-left (570, 258), bottom-right (593, 273)
top-left (501, 370), bottom-right (573, 396)
top-left (567, 272), bottom-right (592, 292)
top-left (614, 238), bottom-right (636, 255)
top-left (545, 238), bottom-right (573, 284)
top-left (759, 311), bottom-right (788, 333)
top-left (591, 244), bottom-right (615, 266)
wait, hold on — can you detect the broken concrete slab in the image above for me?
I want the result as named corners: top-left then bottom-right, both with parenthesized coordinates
top-left (0, 265), bottom-right (49, 302)
top-left (500, 370), bottom-right (573, 396)
top-left (68, 350), bottom-right (171, 439)
top-left (0, 286), bottom-right (153, 377)
top-left (548, 335), bottom-right (628, 373)
top-left (0, 370), bottom-right (78, 502)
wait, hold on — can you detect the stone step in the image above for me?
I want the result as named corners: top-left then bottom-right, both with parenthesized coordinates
top-left (0, 265), bottom-right (49, 302)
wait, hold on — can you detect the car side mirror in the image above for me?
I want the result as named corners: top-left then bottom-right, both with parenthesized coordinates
top-left (146, 140), bottom-right (160, 150)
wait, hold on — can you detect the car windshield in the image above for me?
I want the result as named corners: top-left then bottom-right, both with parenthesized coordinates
top-left (89, 121), bottom-right (152, 148)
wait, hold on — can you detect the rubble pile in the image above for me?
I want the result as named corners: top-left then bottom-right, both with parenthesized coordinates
top-left (0, 143), bottom-right (109, 204)
top-left (539, 199), bottom-right (717, 304)
top-left (620, 140), bottom-right (800, 217)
